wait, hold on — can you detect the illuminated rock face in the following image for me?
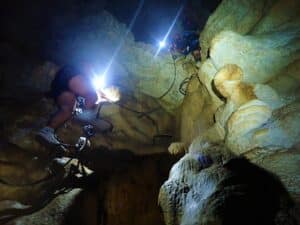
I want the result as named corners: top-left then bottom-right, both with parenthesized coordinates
top-left (1, 88), bottom-right (175, 155)
top-left (164, 0), bottom-right (300, 224)
top-left (172, 0), bottom-right (300, 154)
top-left (53, 10), bottom-right (191, 112)
top-left (0, 10), bottom-right (183, 223)
top-left (0, 58), bottom-right (176, 154)
top-left (1, 0), bottom-right (300, 223)
top-left (208, 0), bottom-right (300, 154)
top-left (159, 143), bottom-right (297, 225)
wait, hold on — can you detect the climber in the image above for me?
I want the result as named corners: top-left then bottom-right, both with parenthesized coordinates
top-left (170, 30), bottom-right (201, 61)
top-left (37, 64), bottom-right (113, 145)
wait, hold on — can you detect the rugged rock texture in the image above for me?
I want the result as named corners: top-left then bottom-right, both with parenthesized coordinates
top-left (245, 146), bottom-right (300, 197)
top-left (0, 8), bottom-right (201, 153)
top-left (0, 141), bottom-right (65, 223)
top-left (165, 0), bottom-right (300, 224)
top-left (8, 189), bottom-right (82, 225)
top-left (1, 0), bottom-right (300, 224)
top-left (5, 150), bottom-right (179, 225)
top-left (159, 143), bottom-right (297, 225)
top-left (199, 0), bottom-right (300, 154)
top-left (1, 86), bottom-right (175, 155)
top-left (0, 6), bottom-right (192, 224)
top-left (169, 0), bottom-right (300, 160)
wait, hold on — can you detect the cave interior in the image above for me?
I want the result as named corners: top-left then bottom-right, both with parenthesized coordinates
top-left (0, 0), bottom-right (299, 225)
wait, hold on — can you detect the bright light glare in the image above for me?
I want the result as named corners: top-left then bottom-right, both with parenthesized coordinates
top-left (102, 0), bottom-right (145, 80)
top-left (154, 3), bottom-right (185, 57)
top-left (92, 74), bottom-right (106, 90)
top-left (96, 86), bottom-right (120, 103)
top-left (102, 86), bottom-right (120, 102)
top-left (159, 40), bottom-right (166, 48)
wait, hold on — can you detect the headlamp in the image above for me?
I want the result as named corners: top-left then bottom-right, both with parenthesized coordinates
top-left (159, 40), bottom-right (167, 48)
top-left (92, 74), bottom-right (106, 90)
top-left (154, 3), bottom-right (184, 57)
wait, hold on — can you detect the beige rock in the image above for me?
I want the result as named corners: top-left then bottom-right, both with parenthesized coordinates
top-left (210, 31), bottom-right (299, 84)
top-left (253, 147), bottom-right (300, 195)
top-left (160, 1), bottom-right (300, 224)
top-left (168, 142), bottom-right (187, 155)
top-left (0, 142), bottom-right (64, 222)
top-left (254, 84), bottom-right (284, 109)
top-left (9, 189), bottom-right (82, 225)
top-left (226, 100), bottom-right (272, 154)
top-left (267, 59), bottom-right (300, 102)
top-left (120, 41), bottom-right (191, 113)
top-left (214, 64), bottom-right (256, 105)
top-left (175, 60), bottom-right (225, 147)
top-left (215, 100), bottom-right (237, 128)
top-left (251, 0), bottom-right (300, 35)
top-left (253, 101), bottom-right (300, 149)
top-left (178, 76), bottom-right (215, 145)
top-left (198, 59), bottom-right (223, 109)
top-left (187, 123), bottom-right (225, 156)
top-left (4, 90), bottom-right (175, 155)
top-left (200, 0), bottom-right (274, 59)
top-left (159, 143), bottom-right (296, 225)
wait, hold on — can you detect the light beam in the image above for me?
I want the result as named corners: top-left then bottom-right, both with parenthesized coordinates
top-left (103, 0), bottom-right (145, 76)
top-left (154, 2), bottom-right (185, 58)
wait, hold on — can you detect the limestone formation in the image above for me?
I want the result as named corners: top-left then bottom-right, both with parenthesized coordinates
top-left (200, 0), bottom-right (300, 60)
top-left (253, 101), bottom-right (300, 150)
top-left (267, 59), bottom-right (300, 104)
top-left (226, 99), bottom-right (272, 154)
top-left (168, 142), bottom-right (187, 155)
top-left (159, 143), bottom-right (297, 225)
top-left (198, 59), bottom-right (223, 106)
top-left (250, 0), bottom-right (300, 35)
top-left (214, 64), bottom-right (256, 105)
top-left (170, 0), bottom-right (300, 154)
top-left (50, 10), bottom-right (191, 112)
top-left (0, 141), bottom-right (65, 223)
top-left (1, 81), bottom-right (175, 155)
top-left (1, 0), bottom-right (300, 223)
top-left (8, 189), bottom-right (82, 225)
top-left (249, 146), bottom-right (300, 196)
top-left (164, 0), bottom-right (300, 224)
top-left (210, 30), bottom-right (299, 84)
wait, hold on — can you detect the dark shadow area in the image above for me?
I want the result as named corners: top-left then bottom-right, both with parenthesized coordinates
top-left (206, 157), bottom-right (297, 225)
top-left (62, 149), bottom-right (182, 225)
top-left (0, 0), bottom-right (221, 63)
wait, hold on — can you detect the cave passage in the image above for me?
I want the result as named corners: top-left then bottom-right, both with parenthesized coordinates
top-left (1, 0), bottom-right (300, 224)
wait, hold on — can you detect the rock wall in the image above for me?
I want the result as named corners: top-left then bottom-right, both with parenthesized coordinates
top-left (1, 0), bottom-right (300, 224)
top-left (0, 6), bottom-right (195, 224)
top-left (193, 0), bottom-right (300, 154)
top-left (0, 141), bottom-right (65, 224)
top-left (159, 143), bottom-right (298, 225)
top-left (170, 0), bottom-right (300, 159)
top-left (0, 9), bottom-right (198, 154)
top-left (163, 0), bottom-right (300, 224)
top-left (49, 10), bottom-right (190, 111)
top-left (7, 151), bottom-right (179, 225)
